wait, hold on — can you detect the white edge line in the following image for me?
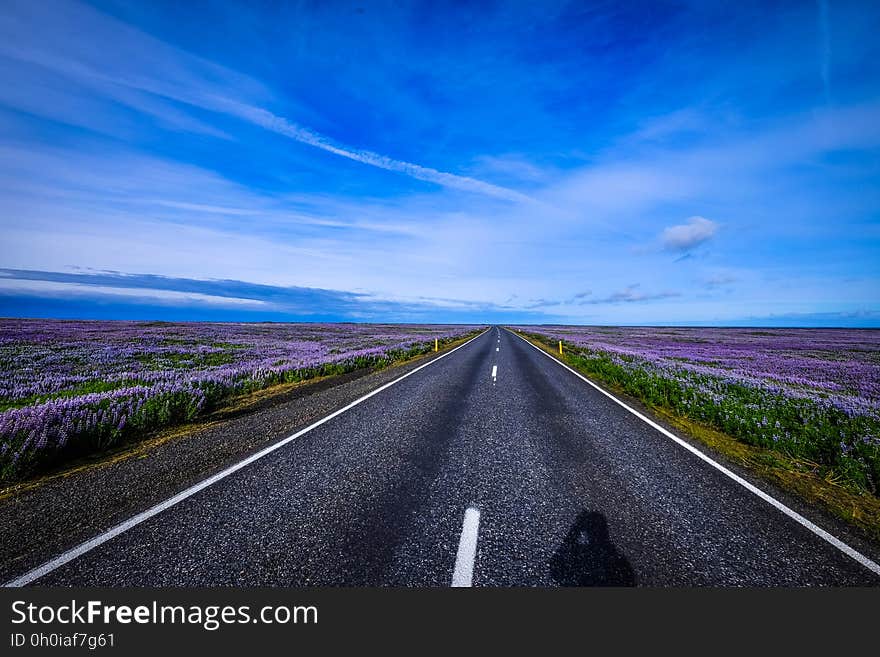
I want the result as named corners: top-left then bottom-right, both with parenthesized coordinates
top-left (507, 329), bottom-right (880, 577)
top-left (452, 506), bottom-right (480, 587)
top-left (5, 329), bottom-right (490, 587)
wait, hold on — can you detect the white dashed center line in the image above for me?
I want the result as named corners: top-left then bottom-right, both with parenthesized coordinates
top-left (452, 506), bottom-right (480, 587)
top-left (491, 365), bottom-right (497, 382)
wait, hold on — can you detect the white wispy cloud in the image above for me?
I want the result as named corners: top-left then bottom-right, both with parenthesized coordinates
top-left (0, 278), bottom-right (271, 308)
top-left (0, 0), bottom-right (530, 204)
top-left (661, 216), bottom-right (719, 252)
top-left (216, 101), bottom-right (533, 203)
top-left (584, 285), bottom-right (680, 305)
top-left (0, 268), bottom-right (532, 320)
top-left (704, 274), bottom-right (738, 288)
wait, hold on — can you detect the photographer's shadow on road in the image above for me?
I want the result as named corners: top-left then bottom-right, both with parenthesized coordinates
top-left (550, 511), bottom-right (636, 586)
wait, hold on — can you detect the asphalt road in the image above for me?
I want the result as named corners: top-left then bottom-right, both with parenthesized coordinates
top-left (9, 328), bottom-right (880, 586)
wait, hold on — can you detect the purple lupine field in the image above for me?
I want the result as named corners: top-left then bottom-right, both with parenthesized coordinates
top-left (0, 319), bottom-right (482, 481)
top-left (513, 325), bottom-right (880, 494)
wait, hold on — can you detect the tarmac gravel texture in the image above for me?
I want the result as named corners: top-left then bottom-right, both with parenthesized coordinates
top-left (6, 328), bottom-right (880, 586)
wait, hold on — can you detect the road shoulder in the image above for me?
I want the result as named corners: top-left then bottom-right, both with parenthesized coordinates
top-left (0, 336), bottom-right (476, 582)
top-left (508, 328), bottom-right (880, 562)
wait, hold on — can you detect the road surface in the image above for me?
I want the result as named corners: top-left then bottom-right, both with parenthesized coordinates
top-left (7, 328), bottom-right (880, 586)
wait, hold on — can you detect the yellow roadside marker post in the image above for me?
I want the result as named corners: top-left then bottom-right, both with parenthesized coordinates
top-left (435, 338), bottom-right (439, 352)
top-left (558, 341), bottom-right (563, 356)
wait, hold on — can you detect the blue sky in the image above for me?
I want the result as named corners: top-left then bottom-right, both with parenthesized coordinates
top-left (0, 0), bottom-right (878, 325)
